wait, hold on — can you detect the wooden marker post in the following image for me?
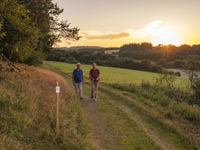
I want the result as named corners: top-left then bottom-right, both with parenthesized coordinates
top-left (56, 82), bottom-right (60, 137)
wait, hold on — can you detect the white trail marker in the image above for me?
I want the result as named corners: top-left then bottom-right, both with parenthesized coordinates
top-left (56, 82), bottom-right (60, 137)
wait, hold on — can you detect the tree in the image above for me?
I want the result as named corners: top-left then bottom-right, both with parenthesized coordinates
top-left (192, 78), bottom-right (200, 105)
top-left (184, 59), bottom-right (200, 89)
top-left (0, 4), bottom-right (5, 40)
top-left (0, 21), bottom-right (5, 40)
top-left (18, 0), bottom-right (80, 53)
top-left (141, 59), bottom-right (151, 71)
top-left (0, 0), bottom-right (39, 62)
top-left (158, 58), bottom-right (167, 66)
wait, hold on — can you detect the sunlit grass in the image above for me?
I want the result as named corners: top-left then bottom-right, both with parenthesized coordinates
top-left (46, 61), bottom-right (188, 88)
top-left (0, 64), bottom-right (93, 149)
top-left (47, 61), bottom-right (199, 150)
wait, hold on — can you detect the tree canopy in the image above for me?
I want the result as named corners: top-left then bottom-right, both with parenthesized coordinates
top-left (0, 0), bottom-right (39, 62)
top-left (0, 0), bottom-right (80, 65)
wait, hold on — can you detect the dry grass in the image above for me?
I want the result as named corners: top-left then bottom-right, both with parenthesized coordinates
top-left (0, 64), bottom-right (93, 150)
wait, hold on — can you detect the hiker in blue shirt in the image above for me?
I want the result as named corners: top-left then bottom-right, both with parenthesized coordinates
top-left (72, 63), bottom-right (84, 99)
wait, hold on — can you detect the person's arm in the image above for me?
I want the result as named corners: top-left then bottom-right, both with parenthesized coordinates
top-left (82, 71), bottom-right (84, 83)
top-left (89, 70), bottom-right (94, 80)
top-left (96, 69), bottom-right (100, 81)
top-left (72, 71), bottom-right (75, 84)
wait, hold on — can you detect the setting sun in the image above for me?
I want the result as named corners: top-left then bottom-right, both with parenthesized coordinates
top-left (153, 28), bottom-right (181, 46)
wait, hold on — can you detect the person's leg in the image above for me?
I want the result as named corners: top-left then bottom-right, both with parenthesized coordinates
top-left (79, 82), bottom-right (83, 98)
top-left (94, 81), bottom-right (99, 99)
top-left (74, 83), bottom-right (79, 96)
top-left (91, 80), bottom-right (95, 98)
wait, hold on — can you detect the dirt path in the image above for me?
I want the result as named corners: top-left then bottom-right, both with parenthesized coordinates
top-left (81, 95), bottom-right (120, 150)
top-left (99, 85), bottom-right (177, 150)
top-left (98, 85), bottom-right (180, 150)
top-left (47, 65), bottom-right (176, 150)
top-left (45, 65), bottom-right (120, 149)
top-left (67, 82), bottom-right (120, 150)
top-left (46, 64), bottom-right (198, 150)
top-left (71, 84), bottom-right (176, 150)
top-left (67, 80), bottom-right (176, 150)
top-left (116, 102), bottom-right (176, 150)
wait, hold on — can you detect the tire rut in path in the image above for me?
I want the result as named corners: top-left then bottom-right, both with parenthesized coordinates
top-left (81, 94), bottom-right (120, 150)
top-left (116, 101), bottom-right (176, 150)
top-left (67, 82), bottom-right (120, 150)
top-left (65, 78), bottom-right (175, 150)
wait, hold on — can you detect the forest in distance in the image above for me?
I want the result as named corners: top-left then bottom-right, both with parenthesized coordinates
top-left (48, 42), bottom-right (200, 75)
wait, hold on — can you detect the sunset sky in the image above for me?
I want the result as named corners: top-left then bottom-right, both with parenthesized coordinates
top-left (54, 0), bottom-right (200, 47)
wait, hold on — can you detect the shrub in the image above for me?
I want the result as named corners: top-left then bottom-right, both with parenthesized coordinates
top-left (24, 50), bottom-right (45, 66)
top-left (158, 58), bottom-right (167, 66)
top-left (192, 78), bottom-right (200, 105)
top-left (171, 102), bottom-right (200, 123)
top-left (175, 72), bottom-right (181, 77)
top-left (141, 81), bottom-right (151, 89)
top-left (59, 57), bottom-right (66, 62)
top-left (68, 56), bottom-right (78, 63)
top-left (164, 110), bottom-right (174, 120)
top-left (173, 59), bottom-right (186, 68)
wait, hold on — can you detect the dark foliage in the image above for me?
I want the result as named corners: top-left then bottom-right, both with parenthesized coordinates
top-left (0, 0), bottom-right (80, 65)
top-left (119, 43), bottom-right (200, 68)
top-left (47, 49), bottom-right (164, 73)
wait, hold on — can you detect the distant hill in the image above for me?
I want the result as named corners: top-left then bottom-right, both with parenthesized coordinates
top-left (70, 46), bottom-right (103, 50)
top-left (56, 46), bottom-right (119, 52)
top-left (57, 46), bottom-right (103, 50)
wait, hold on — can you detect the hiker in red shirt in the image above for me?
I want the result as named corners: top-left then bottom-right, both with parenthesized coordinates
top-left (89, 63), bottom-right (100, 101)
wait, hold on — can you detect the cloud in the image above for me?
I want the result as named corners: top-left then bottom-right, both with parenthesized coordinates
top-left (81, 20), bottom-right (165, 41)
top-left (81, 31), bottom-right (130, 40)
top-left (128, 20), bottom-right (163, 38)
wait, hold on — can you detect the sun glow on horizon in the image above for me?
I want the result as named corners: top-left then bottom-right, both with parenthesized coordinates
top-left (56, 21), bottom-right (190, 48)
top-left (152, 28), bottom-right (182, 46)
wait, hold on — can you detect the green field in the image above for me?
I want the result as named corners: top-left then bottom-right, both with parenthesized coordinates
top-left (46, 61), bottom-right (200, 150)
top-left (46, 61), bottom-right (186, 86)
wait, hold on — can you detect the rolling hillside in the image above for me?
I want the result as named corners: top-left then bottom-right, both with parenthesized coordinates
top-left (46, 61), bottom-right (187, 87)
top-left (0, 64), bottom-right (94, 150)
top-left (46, 61), bottom-right (200, 150)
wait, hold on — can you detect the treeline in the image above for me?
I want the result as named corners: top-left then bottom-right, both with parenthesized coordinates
top-left (47, 49), bottom-right (165, 74)
top-left (119, 43), bottom-right (200, 68)
top-left (74, 47), bottom-right (118, 52)
top-left (0, 0), bottom-right (79, 65)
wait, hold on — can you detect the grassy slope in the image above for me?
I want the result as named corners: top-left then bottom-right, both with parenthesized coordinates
top-left (46, 61), bottom-right (200, 150)
top-left (0, 64), bottom-right (94, 150)
top-left (46, 62), bottom-right (162, 150)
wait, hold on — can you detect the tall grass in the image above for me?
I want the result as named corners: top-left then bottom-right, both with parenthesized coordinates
top-left (109, 82), bottom-right (200, 124)
top-left (0, 64), bottom-right (93, 150)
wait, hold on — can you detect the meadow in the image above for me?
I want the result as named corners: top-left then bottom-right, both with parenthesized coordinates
top-left (0, 61), bottom-right (198, 150)
top-left (46, 61), bottom-right (187, 87)
top-left (46, 61), bottom-right (200, 150)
